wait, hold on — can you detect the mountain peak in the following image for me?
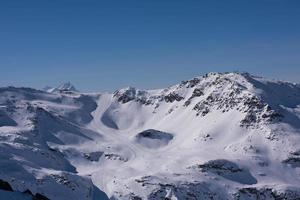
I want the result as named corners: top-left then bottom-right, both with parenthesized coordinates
top-left (57, 82), bottom-right (77, 91)
top-left (45, 82), bottom-right (78, 93)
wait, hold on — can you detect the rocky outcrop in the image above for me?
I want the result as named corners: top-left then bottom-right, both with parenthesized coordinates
top-left (104, 153), bottom-right (128, 162)
top-left (196, 159), bottom-right (257, 184)
top-left (135, 129), bottom-right (174, 148)
top-left (163, 92), bottom-right (184, 103)
top-left (234, 187), bottom-right (300, 200)
top-left (113, 87), bottom-right (139, 104)
top-left (0, 179), bottom-right (50, 200)
top-left (148, 182), bottom-right (225, 200)
top-left (0, 179), bottom-right (13, 191)
top-left (282, 150), bottom-right (300, 168)
top-left (84, 151), bottom-right (103, 162)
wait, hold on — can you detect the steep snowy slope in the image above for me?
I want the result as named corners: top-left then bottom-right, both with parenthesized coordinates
top-left (0, 87), bottom-right (108, 200)
top-left (0, 72), bottom-right (300, 200)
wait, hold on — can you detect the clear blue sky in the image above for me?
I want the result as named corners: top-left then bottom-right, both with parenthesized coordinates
top-left (0, 0), bottom-right (300, 91)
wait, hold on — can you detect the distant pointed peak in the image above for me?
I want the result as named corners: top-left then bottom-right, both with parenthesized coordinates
top-left (46, 82), bottom-right (78, 93)
top-left (57, 82), bottom-right (77, 91)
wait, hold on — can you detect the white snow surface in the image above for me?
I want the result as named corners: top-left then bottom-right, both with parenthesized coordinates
top-left (0, 72), bottom-right (300, 199)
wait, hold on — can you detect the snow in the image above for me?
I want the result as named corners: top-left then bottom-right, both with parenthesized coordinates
top-left (0, 72), bottom-right (299, 199)
top-left (45, 82), bottom-right (78, 93)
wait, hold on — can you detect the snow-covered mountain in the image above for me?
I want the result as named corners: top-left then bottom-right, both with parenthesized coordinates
top-left (1, 72), bottom-right (300, 200)
top-left (44, 82), bottom-right (78, 93)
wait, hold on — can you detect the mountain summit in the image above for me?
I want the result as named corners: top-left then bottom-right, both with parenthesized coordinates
top-left (0, 72), bottom-right (300, 200)
top-left (44, 81), bottom-right (78, 93)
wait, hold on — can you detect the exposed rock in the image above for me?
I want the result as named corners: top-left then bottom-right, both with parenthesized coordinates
top-left (104, 153), bottom-right (128, 162)
top-left (47, 82), bottom-right (78, 93)
top-left (136, 129), bottom-right (173, 140)
top-left (283, 157), bottom-right (300, 168)
top-left (148, 182), bottom-right (224, 200)
top-left (291, 150), bottom-right (300, 156)
top-left (234, 187), bottom-right (275, 200)
top-left (180, 78), bottom-right (201, 88)
top-left (196, 159), bottom-right (257, 185)
top-left (164, 92), bottom-right (184, 103)
top-left (0, 182), bottom-right (50, 200)
top-left (135, 129), bottom-right (174, 148)
top-left (33, 193), bottom-right (50, 200)
top-left (23, 189), bottom-right (33, 195)
top-left (84, 151), bottom-right (103, 162)
top-left (234, 187), bottom-right (300, 200)
top-left (184, 88), bottom-right (204, 106)
top-left (51, 174), bottom-right (79, 191)
top-left (114, 87), bottom-right (138, 103)
top-left (0, 179), bottom-right (13, 191)
top-left (129, 194), bottom-right (143, 200)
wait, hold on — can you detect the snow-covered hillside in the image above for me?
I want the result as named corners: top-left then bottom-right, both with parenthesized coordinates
top-left (0, 72), bottom-right (300, 200)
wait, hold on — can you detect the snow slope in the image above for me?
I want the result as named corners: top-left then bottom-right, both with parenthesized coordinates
top-left (0, 72), bottom-right (300, 200)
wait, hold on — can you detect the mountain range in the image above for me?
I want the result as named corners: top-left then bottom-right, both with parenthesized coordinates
top-left (0, 72), bottom-right (300, 200)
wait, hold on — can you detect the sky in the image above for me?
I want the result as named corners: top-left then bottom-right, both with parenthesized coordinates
top-left (0, 0), bottom-right (300, 92)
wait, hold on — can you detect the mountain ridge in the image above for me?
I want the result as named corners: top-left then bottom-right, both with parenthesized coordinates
top-left (0, 72), bottom-right (300, 199)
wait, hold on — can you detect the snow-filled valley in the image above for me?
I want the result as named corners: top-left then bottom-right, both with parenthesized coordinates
top-left (0, 72), bottom-right (300, 200)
